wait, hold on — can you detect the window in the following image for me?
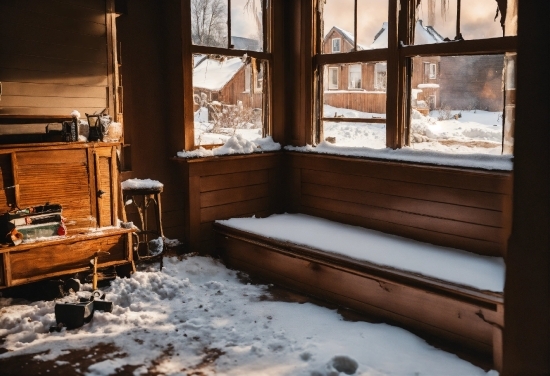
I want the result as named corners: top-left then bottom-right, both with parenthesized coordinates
top-left (315, 0), bottom-right (517, 155)
top-left (332, 38), bottom-right (341, 53)
top-left (244, 65), bottom-right (251, 93)
top-left (328, 67), bottom-right (339, 90)
top-left (374, 63), bottom-right (387, 91)
top-left (429, 63), bottom-right (437, 79)
top-left (185, 0), bottom-right (272, 149)
top-left (348, 64), bottom-right (362, 89)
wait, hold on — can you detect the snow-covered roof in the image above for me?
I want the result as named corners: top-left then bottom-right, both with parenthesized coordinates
top-left (324, 26), bottom-right (367, 51)
top-left (193, 57), bottom-right (245, 91)
top-left (370, 20), bottom-right (444, 49)
top-left (193, 54), bottom-right (207, 67)
top-left (231, 36), bottom-right (261, 51)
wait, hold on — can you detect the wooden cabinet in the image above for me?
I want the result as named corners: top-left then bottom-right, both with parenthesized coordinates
top-left (0, 142), bottom-right (133, 289)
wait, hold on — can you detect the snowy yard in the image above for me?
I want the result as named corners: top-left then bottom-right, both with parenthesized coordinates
top-left (322, 105), bottom-right (505, 155)
top-left (0, 256), bottom-right (498, 375)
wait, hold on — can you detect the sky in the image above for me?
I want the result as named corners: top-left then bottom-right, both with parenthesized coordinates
top-left (323, 0), bottom-right (503, 47)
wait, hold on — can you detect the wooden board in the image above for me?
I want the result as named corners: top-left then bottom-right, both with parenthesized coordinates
top-left (219, 235), bottom-right (499, 354)
top-left (286, 153), bottom-right (512, 256)
top-left (9, 232), bottom-right (126, 284)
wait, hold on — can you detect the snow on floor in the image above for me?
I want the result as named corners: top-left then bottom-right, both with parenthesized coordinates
top-left (0, 256), bottom-right (498, 376)
top-left (218, 214), bottom-right (505, 292)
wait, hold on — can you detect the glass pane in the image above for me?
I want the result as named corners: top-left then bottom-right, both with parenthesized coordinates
top-left (322, 62), bottom-right (386, 148)
top-left (357, 0), bottom-right (389, 49)
top-left (322, 0), bottom-right (355, 54)
top-left (231, 0), bottom-right (263, 52)
top-left (414, 0), bottom-right (506, 44)
top-left (193, 54), bottom-right (265, 146)
top-left (191, 0), bottom-right (228, 48)
top-left (409, 54), bottom-right (509, 155)
top-left (460, 0), bottom-right (504, 40)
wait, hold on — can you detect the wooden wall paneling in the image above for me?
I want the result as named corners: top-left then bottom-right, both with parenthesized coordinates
top-left (188, 175), bottom-right (201, 252)
top-left (301, 168), bottom-right (507, 211)
top-left (200, 197), bottom-right (271, 224)
top-left (187, 153), bottom-right (279, 177)
top-left (301, 182), bottom-right (503, 227)
top-left (200, 169), bottom-right (269, 192)
top-left (268, 166), bottom-right (282, 214)
top-left (200, 184), bottom-right (270, 209)
top-left (289, 153), bottom-right (512, 194)
top-left (300, 194), bottom-right (503, 243)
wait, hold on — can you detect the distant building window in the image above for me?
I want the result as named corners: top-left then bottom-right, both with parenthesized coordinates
top-left (332, 38), bottom-right (341, 53)
top-left (255, 64), bottom-right (263, 92)
top-left (429, 63), bottom-right (437, 79)
top-left (244, 65), bottom-right (251, 92)
top-left (374, 62), bottom-right (387, 91)
top-left (348, 64), bottom-right (362, 89)
top-left (329, 67), bottom-right (339, 89)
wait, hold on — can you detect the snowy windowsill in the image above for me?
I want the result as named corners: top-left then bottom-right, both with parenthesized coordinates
top-left (285, 142), bottom-right (513, 171)
top-left (177, 135), bottom-right (281, 159)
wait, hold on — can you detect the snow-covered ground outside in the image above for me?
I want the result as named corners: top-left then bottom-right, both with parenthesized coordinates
top-left (323, 105), bottom-right (505, 155)
top-left (0, 256), bottom-right (498, 376)
top-left (194, 107), bottom-right (263, 146)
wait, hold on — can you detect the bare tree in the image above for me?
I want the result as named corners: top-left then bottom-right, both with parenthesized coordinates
top-left (191, 0), bottom-right (228, 47)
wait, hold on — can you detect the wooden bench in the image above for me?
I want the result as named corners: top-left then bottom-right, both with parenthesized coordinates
top-left (214, 213), bottom-right (505, 370)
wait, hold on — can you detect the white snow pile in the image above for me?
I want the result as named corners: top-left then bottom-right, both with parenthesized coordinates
top-left (217, 214), bottom-right (505, 292)
top-left (121, 178), bottom-right (164, 191)
top-left (177, 135), bottom-right (281, 158)
top-left (0, 256), bottom-right (498, 375)
top-left (286, 142), bottom-right (513, 170)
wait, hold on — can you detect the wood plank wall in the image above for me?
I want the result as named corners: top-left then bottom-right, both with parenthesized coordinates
top-left (286, 152), bottom-right (512, 257)
top-left (0, 0), bottom-right (109, 116)
top-left (181, 153), bottom-right (282, 253)
top-left (323, 92), bottom-right (386, 114)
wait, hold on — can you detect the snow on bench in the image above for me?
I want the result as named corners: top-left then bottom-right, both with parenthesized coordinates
top-left (216, 213), bottom-right (505, 293)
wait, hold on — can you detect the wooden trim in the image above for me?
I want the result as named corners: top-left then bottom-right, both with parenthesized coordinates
top-left (105, 0), bottom-right (116, 117)
top-left (181, 0), bottom-right (195, 151)
top-left (321, 117), bottom-right (386, 124)
top-left (401, 36), bottom-right (518, 57)
top-left (214, 223), bottom-right (503, 305)
top-left (10, 153), bottom-right (20, 208)
top-left (110, 146), bottom-right (118, 226)
top-left (9, 260), bottom-right (131, 287)
top-left (190, 45), bottom-right (273, 63)
top-left (182, 152), bottom-right (280, 177)
top-left (3, 252), bottom-right (12, 286)
top-left (0, 141), bottom-right (122, 153)
top-left (87, 148), bottom-right (98, 221)
top-left (0, 227), bottom-right (134, 255)
top-left (315, 48), bottom-right (389, 65)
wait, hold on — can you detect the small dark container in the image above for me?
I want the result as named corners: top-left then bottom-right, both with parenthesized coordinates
top-left (55, 300), bottom-right (94, 329)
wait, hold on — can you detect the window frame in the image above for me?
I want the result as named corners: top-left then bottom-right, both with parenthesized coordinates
top-left (313, 0), bottom-right (518, 152)
top-left (429, 63), bottom-right (437, 79)
top-left (332, 38), bottom-right (341, 53)
top-left (328, 67), bottom-right (339, 90)
top-left (348, 64), bottom-right (362, 89)
top-left (182, 0), bottom-right (273, 151)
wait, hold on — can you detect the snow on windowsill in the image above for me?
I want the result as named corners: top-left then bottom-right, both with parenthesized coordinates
top-left (285, 142), bottom-right (513, 171)
top-left (217, 213), bottom-right (505, 292)
top-left (177, 135), bottom-right (281, 159)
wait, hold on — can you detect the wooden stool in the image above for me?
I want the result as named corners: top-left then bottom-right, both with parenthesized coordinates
top-left (122, 185), bottom-right (165, 268)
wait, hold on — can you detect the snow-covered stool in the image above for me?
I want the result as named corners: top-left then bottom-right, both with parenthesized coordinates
top-left (121, 179), bottom-right (165, 268)
top-left (213, 213), bottom-right (505, 369)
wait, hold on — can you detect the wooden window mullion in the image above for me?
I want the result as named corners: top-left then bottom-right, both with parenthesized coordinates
top-left (385, 0), bottom-right (399, 149)
top-left (227, 0), bottom-right (232, 48)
